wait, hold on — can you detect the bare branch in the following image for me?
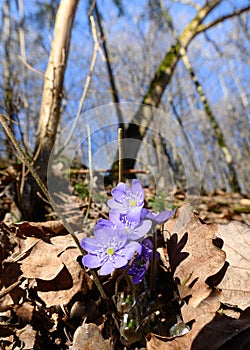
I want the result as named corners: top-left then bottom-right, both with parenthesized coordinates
top-left (171, 0), bottom-right (201, 11)
top-left (56, 14), bottom-right (100, 156)
top-left (196, 4), bottom-right (250, 34)
top-left (18, 56), bottom-right (44, 78)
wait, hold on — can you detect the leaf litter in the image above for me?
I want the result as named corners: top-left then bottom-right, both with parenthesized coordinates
top-left (0, 200), bottom-right (249, 349)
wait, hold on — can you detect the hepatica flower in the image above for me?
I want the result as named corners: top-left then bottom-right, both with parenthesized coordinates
top-left (109, 210), bottom-right (152, 241)
top-left (81, 225), bottom-right (141, 275)
top-left (125, 238), bottom-right (157, 284)
top-left (81, 179), bottom-right (174, 280)
top-left (107, 179), bottom-right (144, 221)
top-left (141, 208), bottom-right (175, 224)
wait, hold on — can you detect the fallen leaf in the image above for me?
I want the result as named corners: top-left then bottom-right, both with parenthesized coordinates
top-left (15, 302), bottom-right (34, 324)
top-left (37, 247), bottom-right (92, 307)
top-left (216, 221), bottom-right (250, 309)
top-left (163, 204), bottom-right (226, 307)
top-left (20, 240), bottom-right (63, 280)
top-left (16, 324), bottom-right (37, 349)
top-left (191, 307), bottom-right (250, 350)
top-left (151, 204), bottom-right (250, 350)
top-left (146, 291), bottom-right (221, 350)
top-left (70, 322), bottom-right (110, 350)
top-left (8, 216), bottom-right (83, 239)
top-left (166, 232), bottom-right (189, 274)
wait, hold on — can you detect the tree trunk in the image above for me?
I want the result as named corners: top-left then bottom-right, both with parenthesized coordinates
top-left (3, 0), bottom-right (15, 160)
top-left (23, 0), bottom-right (79, 220)
top-left (34, 0), bottom-right (79, 176)
top-left (161, 3), bottom-right (240, 191)
top-left (124, 0), bottom-right (222, 171)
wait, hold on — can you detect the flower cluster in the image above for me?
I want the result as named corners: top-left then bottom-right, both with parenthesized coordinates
top-left (81, 179), bottom-right (174, 283)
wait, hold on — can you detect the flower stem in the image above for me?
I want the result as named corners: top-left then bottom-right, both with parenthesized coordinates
top-left (118, 127), bottom-right (123, 183)
top-left (150, 229), bottom-right (158, 291)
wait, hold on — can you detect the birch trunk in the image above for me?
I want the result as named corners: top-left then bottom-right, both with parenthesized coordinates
top-left (35, 0), bottom-right (79, 173)
top-left (24, 0), bottom-right (79, 219)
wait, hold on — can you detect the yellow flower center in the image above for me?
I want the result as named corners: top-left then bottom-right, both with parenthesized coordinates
top-left (106, 247), bottom-right (115, 256)
top-left (129, 199), bottom-right (136, 207)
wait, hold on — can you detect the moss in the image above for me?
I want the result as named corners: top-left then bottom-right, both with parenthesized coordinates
top-left (144, 44), bottom-right (180, 104)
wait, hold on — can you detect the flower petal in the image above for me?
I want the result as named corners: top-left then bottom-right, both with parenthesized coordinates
top-left (132, 267), bottom-right (146, 284)
top-left (111, 184), bottom-right (127, 202)
top-left (109, 210), bottom-right (122, 225)
top-left (129, 219), bottom-right (152, 240)
top-left (146, 209), bottom-right (174, 223)
top-left (82, 254), bottom-right (102, 268)
top-left (112, 255), bottom-right (128, 269)
top-left (99, 260), bottom-right (115, 275)
top-left (127, 205), bottom-right (143, 223)
top-left (95, 219), bottom-right (114, 230)
top-left (140, 208), bottom-right (149, 219)
top-left (116, 182), bottom-right (128, 192)
top-left (107, 199), bottom-right (126, 212)
top-left (131, 179), bottom-right (144, 202)
top-left (119, 241), bottom-right (142, 260)
top-left (81, 237), bottom-right (100, 252)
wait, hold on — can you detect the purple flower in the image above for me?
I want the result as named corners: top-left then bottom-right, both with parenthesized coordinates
top-left (109, 210), bottom-right (152, 241)
top-left (141, 208), bottom-right (174, 224)
top-left (125, 238), bottom-right (157, 284)
top-left (107, 180), bottom-right (144, 222)
top-left (81, 225), bottom-right (141, 275)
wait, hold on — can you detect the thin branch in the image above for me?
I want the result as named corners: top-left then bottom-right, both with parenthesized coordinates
top-left (0, 276), bottom-right (24, 298)
top-left (118, 128), bottom-right (123, 183)
top-left (83, 124), bottom-right (93, 224)
top-left (0, 113), bottom-right (108, 300)
top-left (196, 4), bottom-right (250, 34)
top-left (94, 1), bottom-right (124, 128)
top-left (18, 55), bottom-right (44, 78)
top-left (70, 168), bottom-right (149, 174)
top-left (172, 0), bottom-right (201, 11)
top-left (56, 14), bottom-right (99, 157)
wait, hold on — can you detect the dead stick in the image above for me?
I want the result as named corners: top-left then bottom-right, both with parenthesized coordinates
top-left (70, 169), bottom-right (149, 174)
top-left (118, 128), bottom-right (123, 183)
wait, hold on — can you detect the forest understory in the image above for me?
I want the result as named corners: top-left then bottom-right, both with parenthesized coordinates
top-left (0, 164), bottom-right (249, 350)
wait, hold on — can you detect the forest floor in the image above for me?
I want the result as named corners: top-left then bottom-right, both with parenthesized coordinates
top-left (0, 165), bottom-right (250, 349)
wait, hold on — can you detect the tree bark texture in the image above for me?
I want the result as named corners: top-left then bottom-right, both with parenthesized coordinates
top-left (3, 0), bottom-right (15, 159)
top-left (35, 0), bottom-right (79, 171)
top-left (24, 0), bottom-right (79, 220)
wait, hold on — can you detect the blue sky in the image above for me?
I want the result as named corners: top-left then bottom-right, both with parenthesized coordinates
top-left (0, 0), bottom-right (249, 191)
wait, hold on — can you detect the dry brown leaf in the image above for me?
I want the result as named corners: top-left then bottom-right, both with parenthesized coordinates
top-left (37, 246), bottom-right (92, 307)
top-left (15, 302), bottom-right (34, 324)
top-left (70, 322), bottom-right (110, 350)
top-left (147, 304), bottom-right (250, 350)
top-left (191, 306), bottom-right (250, 350)
top-left (8, 216), bottom-right (83, 238)
top-left (152, 204), bottom-right (250, 350)
top-left (20, 239), bottom-right (63, 280)
top-left (50, 233), bottom-right (80, 252)
top-left (146, 204), bottom-right (225, 349)
top-left (10, 220), bottom-right (67, 238)
top-left (147, 291), bottom-right (221, 350)
top-left (163, 203), bottom-right (226, 307)
top-left (16, 324), bottom-right (37, 349)
top-left (216, 221), bottom-right (250, 309)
